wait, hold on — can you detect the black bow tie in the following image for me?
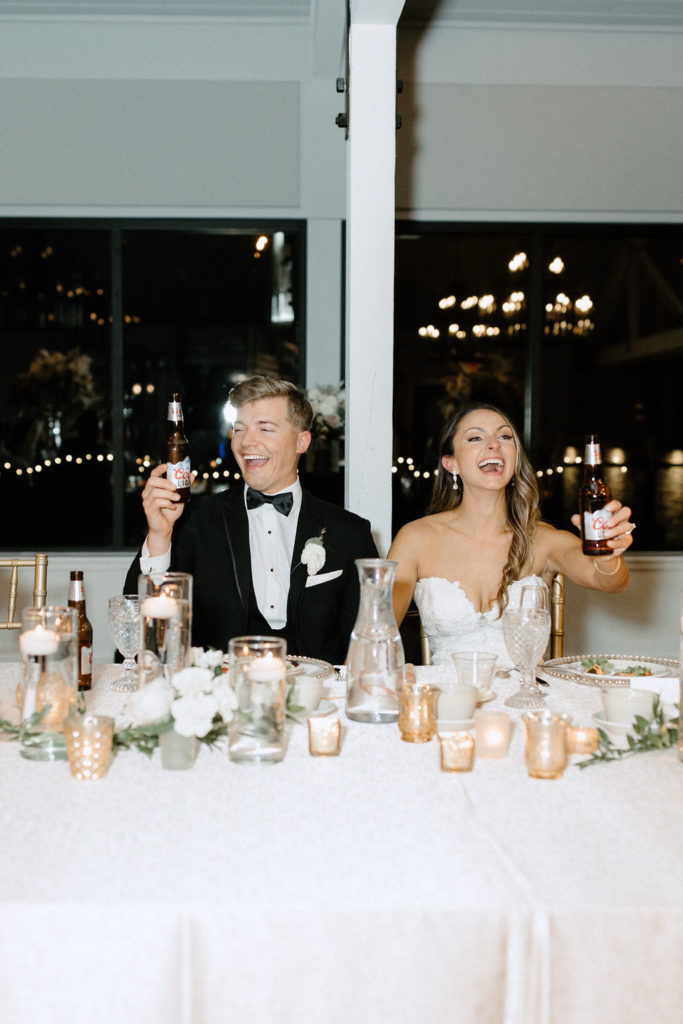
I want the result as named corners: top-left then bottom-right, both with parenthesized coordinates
top-left (246, 487), bottom-right (294, 517)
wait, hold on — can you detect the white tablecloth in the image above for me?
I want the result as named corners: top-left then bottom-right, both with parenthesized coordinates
top-left (0, 662), bottom-right (681, 1024)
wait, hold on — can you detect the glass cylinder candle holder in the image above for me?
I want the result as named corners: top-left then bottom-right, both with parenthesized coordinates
top-left (566, 725), bottom-right (600, 755)
top-left (438, 730), bottom-right (475, 772)
top-left (474, 710), bottom-right (512, 759)
top-left (308, 716), bottom-right (341, 756)
top-left (18, 606), bottom-right (79, 761)
top-left (523, 709), bottom-right (570, 779)
top-left (227, 636), bottom-right (287, 763)
top-left (397, 681), bottom-right (438, 743)
top-left (63, 711), bottom-right (115, 780)
top-left (138, 572), bottom-right (193, 687)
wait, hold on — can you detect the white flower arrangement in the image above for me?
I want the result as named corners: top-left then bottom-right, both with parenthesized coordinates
top-left (114, 647), bottom-right (238, 755)
top-left (307, 383), bottom-right (345, 439)
top-left (300, 529), bottom-right (327, 576)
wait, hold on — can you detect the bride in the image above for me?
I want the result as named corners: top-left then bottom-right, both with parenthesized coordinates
top-left (388, 404), bottom-right (635, 668)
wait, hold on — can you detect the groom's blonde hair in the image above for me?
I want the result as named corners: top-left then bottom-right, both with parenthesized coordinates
top-left (229, 376), bottom-right (313, 432)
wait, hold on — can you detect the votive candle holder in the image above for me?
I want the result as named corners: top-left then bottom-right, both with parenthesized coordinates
top-left (308, 716), bottom-right (342, 756)
top-left (566, 725), bottom-right (599, 755)
top-left (397, 682), bottom-right (438, 743)
top-left (523, 709), bottom-right (570, 779)
top-left (438, 730), bottom-right (475, 772)
top-left (474, 710), bottom-right (511, 759)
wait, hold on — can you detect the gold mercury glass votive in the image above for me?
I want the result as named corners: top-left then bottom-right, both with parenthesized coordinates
top-left (523, 709), bottom-right (570, 779)
top-left (308, 716), bottom-right (342, 756)
top-left (438, 731), bottom-right (475, 772)
top-left (474, 710), bottom-right (512, 759)
top-left (566, 725), bottom-right (600, 755)
top-left (63, 712), bottom-right (115, 780)
top-left (397, 682), bottom-right (438, 743)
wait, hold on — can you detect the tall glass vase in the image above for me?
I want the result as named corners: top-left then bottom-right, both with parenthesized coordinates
top-left (138, 572), bottom-right (193, 687)
top-left (345, 559), bottom-right (405, 723)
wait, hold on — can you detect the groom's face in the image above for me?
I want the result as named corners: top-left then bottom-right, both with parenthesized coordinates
top-left (231, 396), bottom-right (311, 495)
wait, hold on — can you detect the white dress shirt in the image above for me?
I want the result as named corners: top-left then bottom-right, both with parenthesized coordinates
top-left (139, 479), bottom-right (302, 628)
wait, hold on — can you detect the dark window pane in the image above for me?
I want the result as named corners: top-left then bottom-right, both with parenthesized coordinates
top-left (0, 227), bottom-right (113, 547)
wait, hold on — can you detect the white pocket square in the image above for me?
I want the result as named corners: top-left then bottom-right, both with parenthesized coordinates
top-left (305, 569), bottom-right (343, 588)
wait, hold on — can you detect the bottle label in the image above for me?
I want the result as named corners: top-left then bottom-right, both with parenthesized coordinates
top-left (168, 400), bottom-right (183, 420)
top-left (583, 507), bottom-right (610, 541)
top-left (81, 646), bottom-right (93, 675)
top-left (584, 442), bottom-right (602, 466)
top-left (69, 580), bottom-right (85, 602)
top-left (167, 457), bottom-right (191, 490)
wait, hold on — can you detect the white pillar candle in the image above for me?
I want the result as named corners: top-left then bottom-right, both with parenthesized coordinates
top-left (474, 710), bottom-right (512, 759)
top-left (141, 595), bottom-right (179, 619)
top-left (19, 626), bottom-right (59, 657)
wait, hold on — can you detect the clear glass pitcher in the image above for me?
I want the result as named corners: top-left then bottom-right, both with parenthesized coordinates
top-left (345, 559), bottom-right (405, 723)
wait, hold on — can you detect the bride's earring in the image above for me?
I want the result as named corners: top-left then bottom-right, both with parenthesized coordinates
top-left (452, 471), bottom-right (459, 490)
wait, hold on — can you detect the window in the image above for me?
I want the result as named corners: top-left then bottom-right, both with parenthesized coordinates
top-left (0, 221), bottom-right (305, 549)
top-left (393, 224), bottom-right (683, 550)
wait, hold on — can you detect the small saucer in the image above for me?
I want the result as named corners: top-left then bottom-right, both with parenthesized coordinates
top-left (593, 710), bottom-right (634, 750)
top-left (476, 690), bottom-right (496, 705)
top-left (437, 718), bottom-right (475, 732)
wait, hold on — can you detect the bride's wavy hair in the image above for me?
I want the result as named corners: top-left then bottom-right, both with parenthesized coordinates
top-left (427, 403), bottom-right (541, 615)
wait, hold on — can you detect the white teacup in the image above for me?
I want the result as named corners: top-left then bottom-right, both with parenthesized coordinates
top-left (437, 682), bottom-right (478, 722)
top-left (601, 686), bottom-right (656, 725)
top-left (286, 673), bottom-right (324, 715)
top-left (451, 651), bottom-right (498, 699)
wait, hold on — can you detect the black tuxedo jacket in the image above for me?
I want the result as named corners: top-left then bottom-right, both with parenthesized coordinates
top-left (124, 486), bottom-right (378, 665)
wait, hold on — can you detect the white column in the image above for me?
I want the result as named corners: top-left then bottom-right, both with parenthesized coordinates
top-left (345, 2), bottom-right (404, 556)
top-left (305, 218), bottom-right (344, 388)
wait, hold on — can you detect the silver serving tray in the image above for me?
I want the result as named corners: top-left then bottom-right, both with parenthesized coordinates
top-left (538, 654), bottom-right (679, 688)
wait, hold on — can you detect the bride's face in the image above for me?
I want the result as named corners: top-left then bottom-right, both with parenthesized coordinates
top-left (442, 409), bottom-right (517, 492)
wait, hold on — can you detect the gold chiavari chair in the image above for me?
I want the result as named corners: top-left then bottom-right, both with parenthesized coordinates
top-left (0, 554), bottom-right (49, 629)
top-left (412, 571), bottom-right (566, 665)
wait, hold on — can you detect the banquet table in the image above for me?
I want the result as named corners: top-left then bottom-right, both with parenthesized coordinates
top-left (0, 661), bottom-right (682, 1024)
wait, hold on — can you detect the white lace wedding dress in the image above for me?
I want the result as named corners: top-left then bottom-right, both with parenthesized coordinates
top-left (414, 575), bottom-right (546, 669)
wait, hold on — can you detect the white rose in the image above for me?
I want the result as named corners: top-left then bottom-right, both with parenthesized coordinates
top-left (171, 693), bottom-right (219, 738)
top-left (202, 649), bottom-right (224, 671)
top-left (172, 666), bottom-right (214, 697)
top-left (213, 679), bottom-right (238, 723)
top-left (122, 677), bottom-right (173, 728)
top-left (301, 539), bottom-right (326, 576)
top-left (190, 646), bottom-right (209, 667)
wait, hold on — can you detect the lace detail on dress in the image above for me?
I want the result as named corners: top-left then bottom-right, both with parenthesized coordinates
top-left (414, 575), bottom-right (545, 669)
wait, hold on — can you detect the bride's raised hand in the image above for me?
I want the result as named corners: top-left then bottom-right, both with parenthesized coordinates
top-left (570, 499), bottom-right (635, 558)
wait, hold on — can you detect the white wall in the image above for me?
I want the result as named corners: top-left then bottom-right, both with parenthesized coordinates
top-left (1, 551), bottom-right (680, 663)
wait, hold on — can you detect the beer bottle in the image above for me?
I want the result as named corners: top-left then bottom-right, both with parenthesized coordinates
top-left (68, 570), bottom-right (93, 691)
top-left (579, 434), bottom-right (612, 556)
top-left (163, 393), bottom-right (191, 503)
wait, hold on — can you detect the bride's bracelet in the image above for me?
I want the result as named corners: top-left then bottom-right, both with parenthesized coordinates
top-left (593, 555), bottom-right (622, 577)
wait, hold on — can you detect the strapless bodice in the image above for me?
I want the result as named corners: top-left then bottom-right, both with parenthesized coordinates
top-left (413, 575), bottom-right (545, 669)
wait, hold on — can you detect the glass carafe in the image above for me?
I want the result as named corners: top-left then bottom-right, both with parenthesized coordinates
top-left (345, 559), bottom-right (405, 723)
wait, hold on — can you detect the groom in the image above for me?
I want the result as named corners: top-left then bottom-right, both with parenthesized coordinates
top-left (124, 375), bottom-right (378, 664)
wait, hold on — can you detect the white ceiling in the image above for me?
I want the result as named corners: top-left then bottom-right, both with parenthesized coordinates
top-left (1, 0), bottom-right (682, 27)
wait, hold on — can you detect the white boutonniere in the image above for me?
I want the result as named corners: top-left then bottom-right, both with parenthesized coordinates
top-left (300, 528), bottom-right (327, 576)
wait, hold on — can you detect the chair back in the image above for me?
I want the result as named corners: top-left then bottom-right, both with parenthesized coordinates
top-left (416, 571), bottom-right (566, 665)
top-left (0, 554), bottom-right (49, 629)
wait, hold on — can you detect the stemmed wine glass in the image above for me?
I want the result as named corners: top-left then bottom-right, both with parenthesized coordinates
top-left (108, 595), bottom-right (141, 693)
top-left (502, 584), bottom-right (551, 709)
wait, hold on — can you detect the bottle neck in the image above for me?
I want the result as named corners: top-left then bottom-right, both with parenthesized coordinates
top-left (69, 579), bottom-right (85, 606)
top-left (583, 440), bottom-right (603, 471)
